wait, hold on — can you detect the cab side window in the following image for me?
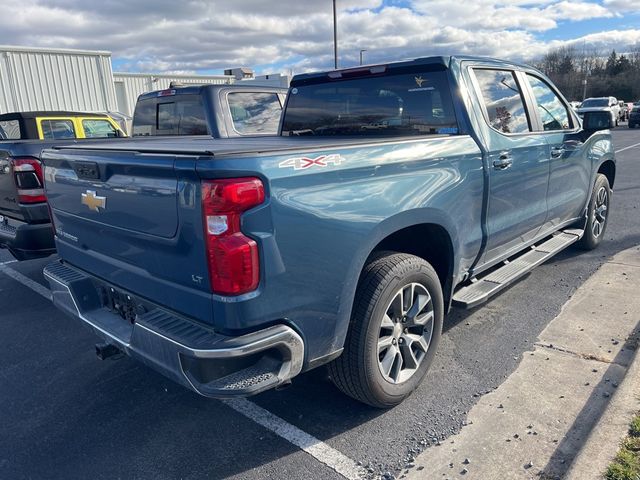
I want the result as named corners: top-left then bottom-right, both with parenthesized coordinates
top-left (82, 119), bottom-right (119, 138)
top-left (227, 92), bottom-right (282, 135)
top-left (40, 119), bottom-right (76, 139)
top-left (473, 69), bottom-right (531, 134)
top-left (526, 74), bottom-right (572, 131)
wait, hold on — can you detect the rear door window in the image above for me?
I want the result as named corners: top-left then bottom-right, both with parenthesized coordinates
top-left (0, 120), bottom-right (21, 140)
top-left (473, 69), bottom-right (531, 134)
top-left (82, 119), bottom-right (119, 138)
top-left (525, 74), bottom-right (572, 131)
top-left (40, 119), bottom-right (76, 139)
top-left (282, 69), bottom-right (458, 137)
top-left (227, 92), bottom-right (282, 135)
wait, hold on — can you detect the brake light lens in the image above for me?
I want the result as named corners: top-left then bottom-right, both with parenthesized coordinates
top-left (11, 157), bottom-right (46, 204)
top-left (202, 178), bottom-right (265, 295)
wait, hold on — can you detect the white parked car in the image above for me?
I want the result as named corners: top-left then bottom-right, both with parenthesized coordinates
top-left (576, 96), bottom-right (621, 127)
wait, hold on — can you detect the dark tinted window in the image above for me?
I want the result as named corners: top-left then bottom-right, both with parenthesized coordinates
top-left (40, 119), bottom-right (76, 139)
top-left (526, 74), bottom-right (571, 131)
top-left (474, 69), bottom-right (530, 134)
top-left (228, 92), bottom-right (282, 135)
top-left (0, 120), bottom-right (21, 140)
top-left (82, 119), bottom-right (119, 138)
top-left (282, 69), bottom-right (458, 136)
top-left (132, 95), bottom-right (208, 136)
top-left (581, 98), bottom-right (609, 108)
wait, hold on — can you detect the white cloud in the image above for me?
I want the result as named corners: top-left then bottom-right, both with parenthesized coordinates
top-left (0, 0), bottom-right (637, 75)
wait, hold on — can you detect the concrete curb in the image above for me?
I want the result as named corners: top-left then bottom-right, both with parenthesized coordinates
top-left (565, 332), bottom-right (640, 480)
top-left (405, 246), bottom-right (640, 480)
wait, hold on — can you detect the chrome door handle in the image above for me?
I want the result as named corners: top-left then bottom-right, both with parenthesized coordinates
top-left (550, 147), bottom-right (565, 158)
top-left (493, 153), bottom-right (513, 170)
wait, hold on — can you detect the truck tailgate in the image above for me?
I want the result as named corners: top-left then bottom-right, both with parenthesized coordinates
top-left (44, 149), bottom-right (178, 238)
top-left (41, 147), bottom-right (214, 323)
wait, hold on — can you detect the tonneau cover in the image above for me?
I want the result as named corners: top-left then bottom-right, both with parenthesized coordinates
top-left (49, 135), bottom-right (447, 157)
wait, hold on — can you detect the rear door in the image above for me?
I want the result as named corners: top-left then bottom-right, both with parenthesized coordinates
top-left (469, 67), bottom-right (550, 267)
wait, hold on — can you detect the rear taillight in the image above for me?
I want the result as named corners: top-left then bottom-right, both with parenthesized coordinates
top-left (11, 157), bottom-right (46, 204)
top-left (201, 177), bottom-right (265, 295)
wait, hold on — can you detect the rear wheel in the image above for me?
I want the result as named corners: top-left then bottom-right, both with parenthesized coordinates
top-left (576, 173), bottom-right (611, 250)
top-left (328, 253), bottom-right (443, 408)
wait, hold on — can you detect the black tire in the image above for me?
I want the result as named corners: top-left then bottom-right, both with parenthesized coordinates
top-left (328, 253), bottom-right (444, 408)
top-left (576, 173), bottom-right (611, 250)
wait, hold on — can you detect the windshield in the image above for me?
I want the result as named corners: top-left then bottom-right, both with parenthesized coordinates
top-left (580, 98), bottom-right (609, 108)
top-left (281, 69), bottom-right (458, 137)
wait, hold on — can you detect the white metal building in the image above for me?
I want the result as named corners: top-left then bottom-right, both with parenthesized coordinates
top-left (0, 45), bottom-right (118, 113)
top-left (1, 45), bottom-right (290, 117)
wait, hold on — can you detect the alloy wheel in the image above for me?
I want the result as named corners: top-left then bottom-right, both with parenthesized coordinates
top-left (377, 283), bottom-right (434, 384)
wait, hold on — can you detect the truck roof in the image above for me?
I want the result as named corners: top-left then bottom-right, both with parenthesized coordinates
top-left (136, 84), bottom-right (288, 102)
top-left (0, 111), bottom-right (111, 121)
top-left (290, 55), bottom-right (534, 87)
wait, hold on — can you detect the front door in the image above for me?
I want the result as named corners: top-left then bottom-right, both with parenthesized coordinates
top-left (523, 73), bottom-right (590, 229)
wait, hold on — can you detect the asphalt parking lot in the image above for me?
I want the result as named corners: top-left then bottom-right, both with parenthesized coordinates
top-left (1, 128), bottom-right (639, 480)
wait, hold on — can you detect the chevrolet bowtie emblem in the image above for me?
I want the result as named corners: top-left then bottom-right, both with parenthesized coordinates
top-left (81, 190), bottom-right (106, 212)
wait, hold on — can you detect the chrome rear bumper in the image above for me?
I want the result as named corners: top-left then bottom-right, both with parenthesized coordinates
top-left (44, 261), bottom-right (304, 397)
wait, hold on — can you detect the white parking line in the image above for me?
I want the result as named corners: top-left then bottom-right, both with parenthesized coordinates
top-left (0, 263), bottom-right (365, 479)
top-left (0, 260), bottom-right (17, 266)
top-left (223, 398), bottom-right (366, 480)
top-left (0, 263), bottom-right (52, 300)
top-left (615, 141), bottom-right (640, 154)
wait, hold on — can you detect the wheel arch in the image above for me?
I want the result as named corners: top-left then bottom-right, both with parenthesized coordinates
top-left (331, 210), bottom-right (460, 357)
top-left (598, 159), bottom-right (616, 189)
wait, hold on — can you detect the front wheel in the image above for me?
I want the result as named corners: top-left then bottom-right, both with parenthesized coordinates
top-left (328, 253), bottom-right (444, 408)
top-left (576, 173), bottom-right (611, 250)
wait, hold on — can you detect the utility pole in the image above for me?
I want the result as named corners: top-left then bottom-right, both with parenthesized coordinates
top-left (333, 0), bottom-right (338, 69)
top-left (359, 49), bottom-right (366, 65)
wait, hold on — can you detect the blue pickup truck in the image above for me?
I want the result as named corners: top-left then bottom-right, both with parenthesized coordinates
top-left (42, 56), bottom-right (615, 408)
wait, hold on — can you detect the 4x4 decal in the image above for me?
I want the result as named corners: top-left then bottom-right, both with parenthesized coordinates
top-left (279, 154), bottom-right (344, 170)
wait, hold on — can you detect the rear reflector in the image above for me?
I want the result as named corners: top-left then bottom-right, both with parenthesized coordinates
top-left (201, 178), bottom-right (265, 295)
top-left (11, 157), bottom-right (46, 204)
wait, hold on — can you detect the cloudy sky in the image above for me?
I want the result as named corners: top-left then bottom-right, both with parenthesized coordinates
top-left (0, 0), bottom-right (638, 75)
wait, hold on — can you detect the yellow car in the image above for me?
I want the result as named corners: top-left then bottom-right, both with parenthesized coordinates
top-left (35, 112), bottom-right (126, 139)
top-left (0, 111), bottom-right (126, 140)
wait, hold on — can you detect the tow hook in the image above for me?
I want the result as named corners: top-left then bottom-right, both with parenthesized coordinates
top-left (95, 342), bottom-right (122, 360)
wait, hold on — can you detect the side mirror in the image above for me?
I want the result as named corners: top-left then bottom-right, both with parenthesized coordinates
top-left (582, 111), bottom-right (613, 132)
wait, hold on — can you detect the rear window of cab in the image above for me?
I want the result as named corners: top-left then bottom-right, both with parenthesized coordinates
top-left (281, 69), bottom-right (459, 137)
top-left (132, 95), bottom-right (208, 136)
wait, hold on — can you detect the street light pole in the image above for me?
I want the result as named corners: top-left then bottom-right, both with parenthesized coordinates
top-left (359, 49), bottom-right (366, 65)
top-left (333, 0), bottom-right (338, 69)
